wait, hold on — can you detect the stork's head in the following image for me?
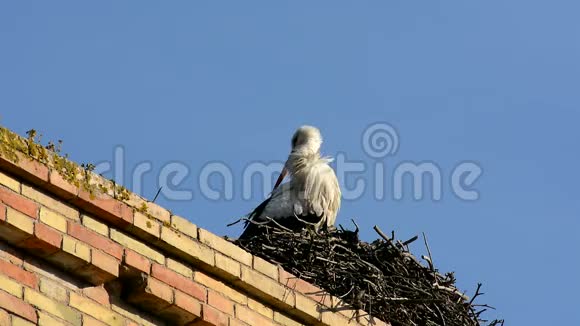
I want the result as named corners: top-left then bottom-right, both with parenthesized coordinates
top-left (291, 125), bottom-right (322, 154)
top-left (273, 125), bottom-right (323, 189)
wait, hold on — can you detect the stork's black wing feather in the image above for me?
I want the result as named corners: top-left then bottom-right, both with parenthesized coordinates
top-left (238, 197), bottom-right (271, 240)
top-left (238, 196), bottom-right (325, 241)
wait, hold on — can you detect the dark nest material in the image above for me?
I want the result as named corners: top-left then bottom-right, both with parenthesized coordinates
top-left (233, 220), bottom-right (504, 326)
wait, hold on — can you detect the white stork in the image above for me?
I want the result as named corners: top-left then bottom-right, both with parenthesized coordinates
top-left (238, 125), bottom-right (341, 240)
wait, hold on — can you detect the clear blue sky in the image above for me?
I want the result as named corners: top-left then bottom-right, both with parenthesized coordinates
top-left (1, 2), bottom-right (578, 324)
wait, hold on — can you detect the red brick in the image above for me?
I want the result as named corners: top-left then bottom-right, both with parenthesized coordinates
top-left (0, 187), bottom-right (39, 218)
top-left (48, 169), bottom-right (78, 200)
top-left (126, 277), bottom-right (173, 314)
top-left (279, 269), bottom-right (298, 288)
top-left (0, 259), bottom-right (38, 288)
top-left (124, 249), bottom-right (151, 274)
top-left (68, 222), bottom-right (123, 259)
top-left (280, 269), bottom-right (329, 306)
top-left (296, 280), bottom-right (328, 305)
top-left (19, 226), bottom-right (61, 256)
top-left (83, 285), bottom-right (110, 306)
top-left (76, 190), bottom-right (133, 224)
top-left (91, 250), bottom-right (119, 278)
top-left (208, 290), bottom-right (234, 315)
top-left (229, 318), bottom-right (250, 326)
top-left (0, 242), bottom-right (24, 265)
top-left (0, 308), bottom-right (10, 326)
top-left (35, 223), bottom-right (62, 246)
top-left (16, 155), bottom-right (49, 185)
top-left (0, 290), bottom-right (37, 322)
top-left (174, 290), bottom-right (202, 317)
top-left (75, 251), bottom-right (118, 285)
top-left (294, 278), bottom-right (321, 295)
top-left (83, 315), bottom-right (108, 326)
top-left (152, 264), bottom-right (207, 302)
top-left (146, 277), bottom-right (174, 304)
top-left (235, 304), bottom-right (276, 326)
top-left (0, 203), bottom-right (5, 222)
top-left (202, 304), bottom-right (228, 326)
top-left (159, 303), bottom-right (198, 325)
top-left (119, 203), bottom-right (134, 224)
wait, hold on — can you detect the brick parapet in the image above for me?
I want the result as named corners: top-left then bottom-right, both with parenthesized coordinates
top-left (0, 127), bottom-right (388, 326)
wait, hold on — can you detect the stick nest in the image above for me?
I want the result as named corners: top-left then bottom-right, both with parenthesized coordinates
top-left (234, 222), bottom-right (503, 326)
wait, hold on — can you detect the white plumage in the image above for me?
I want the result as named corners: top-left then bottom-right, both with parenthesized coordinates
top-left (239, 126), bottom-right (341, 239)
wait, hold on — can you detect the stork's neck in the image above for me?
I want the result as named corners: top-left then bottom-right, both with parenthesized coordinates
top-left (285, 150), bottom-right (321, 175)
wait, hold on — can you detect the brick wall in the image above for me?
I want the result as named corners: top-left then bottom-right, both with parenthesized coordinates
top-left (0, 128), bottom-right (388, 326)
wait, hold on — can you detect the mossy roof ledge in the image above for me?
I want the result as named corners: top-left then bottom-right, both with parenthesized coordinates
top-left (0, 126), bottom-right (158, 218)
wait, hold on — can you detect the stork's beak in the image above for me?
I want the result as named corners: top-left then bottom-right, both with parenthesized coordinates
top-left (273, 167), bottom-right (288, 190)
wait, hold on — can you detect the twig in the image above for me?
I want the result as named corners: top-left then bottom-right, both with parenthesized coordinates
top-left (422, 232), bottom-right (434, 272)
top-left (152, 187), bottom-right (162, 203)
top-left (235, 223), bottom-right (500, 326)
top-left (350, 219), bottom-right (360, 233)
top-left (373, 225), bottom-right (392, 244)
top-left (469, 283), bottom-right (484, 305)
top-left (403, 235), bottom-right (419, 246)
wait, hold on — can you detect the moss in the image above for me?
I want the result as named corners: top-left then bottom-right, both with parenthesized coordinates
top-left (0, 126), bottom-right (125, 203)
top-left (137, 202), bottom-right (149, 214)
top-left (1, 126), bottom-right (184, 233)
top-left (136, 202), bottom-right (154, 220)
top-left (97, 183), bottom-right (109, 194)
top-left (0, 127), bottom-right (26, 163)
top-left (114, 184), bottom-right (130, 201)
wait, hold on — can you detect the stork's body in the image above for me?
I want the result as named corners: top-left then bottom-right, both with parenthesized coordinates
top-left (239, 126), bottom-right (341, 240)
